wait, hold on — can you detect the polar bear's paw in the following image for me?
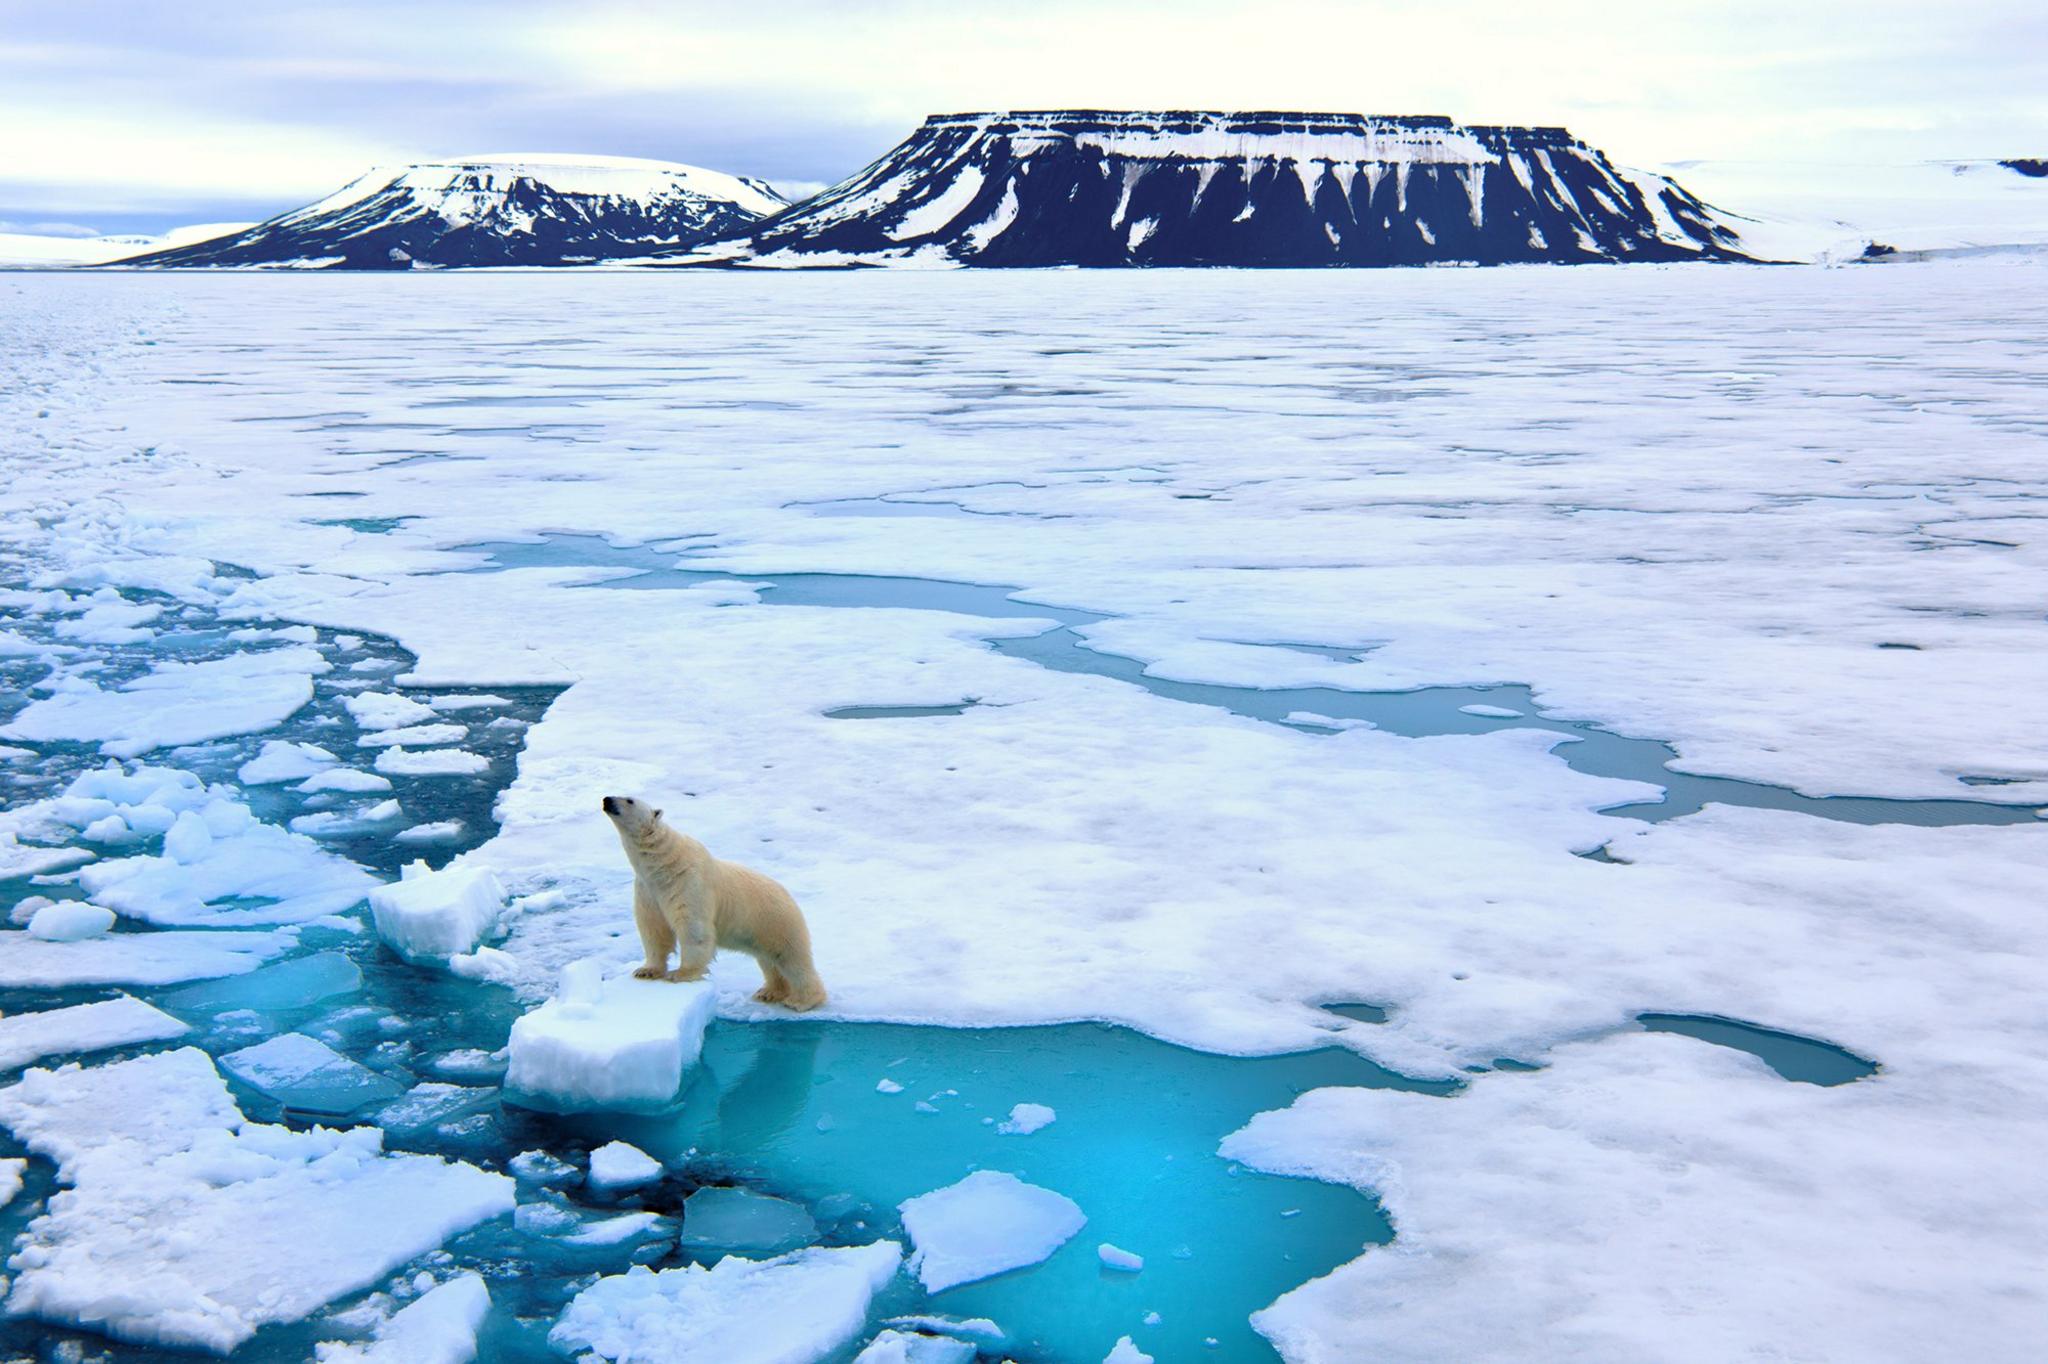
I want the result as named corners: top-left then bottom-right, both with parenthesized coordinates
top-left (632, 965), bottom-right (665, 979)
top-left (663, 967), bottom-right (707, 983)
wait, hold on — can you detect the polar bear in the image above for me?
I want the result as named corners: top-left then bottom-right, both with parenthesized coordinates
top-left (601, 795), bottom-right (827, 1011)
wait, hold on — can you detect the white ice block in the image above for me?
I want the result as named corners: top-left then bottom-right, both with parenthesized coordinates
top-left (368, 861), bottom-right (506, 961)
top-left (504, 966), bottom-right (717, 1110)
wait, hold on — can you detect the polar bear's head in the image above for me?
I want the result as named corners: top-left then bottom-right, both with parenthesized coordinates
top-left (601, 794), bottom-right (664, 838)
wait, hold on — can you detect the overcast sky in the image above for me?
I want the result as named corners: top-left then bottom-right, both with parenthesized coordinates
top-left (3, 0), bottom-right (2043, 234)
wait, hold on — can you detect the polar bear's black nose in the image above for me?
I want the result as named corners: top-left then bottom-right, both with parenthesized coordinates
top-left (602, 796), bottom-right (619, 815)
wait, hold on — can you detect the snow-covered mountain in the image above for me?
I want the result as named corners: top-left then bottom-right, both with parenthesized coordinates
top-left (686, 111), bottom-right (1752, 268)
top-left (124, 155), bottom-right (786, 269)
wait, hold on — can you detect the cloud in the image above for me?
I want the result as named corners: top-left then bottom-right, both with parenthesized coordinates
top-left (0, 0), bottom-right (2042, 224)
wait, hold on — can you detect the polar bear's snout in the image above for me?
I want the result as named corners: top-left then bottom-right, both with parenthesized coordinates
top-left (600, 794), bottom-right (663, 835)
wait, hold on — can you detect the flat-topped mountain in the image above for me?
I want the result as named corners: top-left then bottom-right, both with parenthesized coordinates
top-left (694, 111), bottom-right (1754, 268)
top-left (125, 155), bottom-right (787, 269)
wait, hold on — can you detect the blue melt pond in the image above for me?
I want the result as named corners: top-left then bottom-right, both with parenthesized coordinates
top-left (1639, 1014), bottom-right (1878, 1086)
top-left (566, 1018), bottom-right (1456, 1363)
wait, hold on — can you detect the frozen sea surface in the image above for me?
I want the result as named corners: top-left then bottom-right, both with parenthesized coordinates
top-left (2, 266), bottom-right (2047, 1361)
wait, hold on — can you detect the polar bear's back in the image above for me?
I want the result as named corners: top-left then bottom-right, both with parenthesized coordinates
top-left (706, 855), bottom-right (809, 959)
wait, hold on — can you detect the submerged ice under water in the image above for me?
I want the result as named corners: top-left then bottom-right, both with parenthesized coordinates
top-left (446, 534), bottom-right (2042, 830)
top-left (0, 547), bottom-right (1886, 1364)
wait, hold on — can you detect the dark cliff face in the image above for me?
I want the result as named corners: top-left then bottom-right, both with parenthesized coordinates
top-left (719, 111), bottom-right (1754, 268)
top-left (124, 160), bottom-right (787, 270)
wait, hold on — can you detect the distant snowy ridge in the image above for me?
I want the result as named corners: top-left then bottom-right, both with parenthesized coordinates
top-left (1656, 157), bottom-right (2048, 264)
top-left (0, 222), bottom-right (252, 269)
top-left (122, 154), bottom-right (787, 270)
top-left (676, 110), bottom-right (1753, 268)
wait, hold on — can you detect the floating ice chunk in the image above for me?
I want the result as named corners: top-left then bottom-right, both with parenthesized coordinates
top-left (884, 1315), bottom-right (1005, 1342)
top-left (0, 995), bottom-right (188, 1070)
top-left (506, 968), bottom-right (717, 1110)
top-left (1459, 703), bottom-right (1524, 719)
top-left (53, 591), bottom-right (160, 644)
top-left (346, 692), bottom-right (438, 731)
top-left (375, 1083), bottom-right (495, 1135)
top-left (220, 1033), bottom-right (407, 1116)
top-left (0, 1155), bottom-right (23, 1206)
top-left (509, 1149), bottom-right (580, 1185)
top-left (24, 900), bottom-right (115, 941)
top-left (997, 1102), bottom-right (1056, 1135)
top-left (292, 804), bottom-right (404, 838)
top-left (241, 740), bottom-right (339, 784)
top-left (587, 1140), bottom-right (663, 1190)
top-left (230, 624), bottom-right (318, 645)
top-left (80, 793), bottom-right (375, 926)
top-left (162, 809), bottom-right (212, 861)
top-left (447, 944), bottom-right (519, 982)
top-left (368, 861), bottom-right (506, 961)
top-left (856, 1329), bottom-right (977, 1364)
top-left (314, 1274), bottom-right (490, 1364)
top-left (81, 814), bottom-right (131, 842)
top-left (0, 926), bottom-right (292, 987)
top-left (0, 1048), bottom-right (512, 1354)
top-left (899, 1171), bottom-right (1087, 1292)
top-left (298, 768), bottom-right (394, 794)
top-left (563, 1210), bottom-right (671, 1247)
top-left (0, 839), bottom-right (92, 878)
top-left (678, 1186), bottom-right (819, 1255)
top-left (396, 820), bottom-right (465, 844)
top-left (0, 646), bottom-right (325, 757)
top-left (376, 747), bottom-right (489, 777)
top-left (162, 950), bottom-right (361, 1015)
top-left (877, 1077), bottom-right (905, 1094)
top-left (1104, 1337), bottom-right (1154, 1364)
top-left (549, 1242), bottom-right (903, 1363)
top-left (1098, 1242), bottom-right (1145, 1272)
top-left (357, 722), bottom-right (466, 748)
top-left (428, 693), bottom-right (513, 711)
top-left (8, 895), bottom-right (53, 926)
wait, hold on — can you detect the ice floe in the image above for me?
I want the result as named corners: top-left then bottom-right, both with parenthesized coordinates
top-left (548, 1242), bottom-right (902, 1363)
top-left (0, 647), bottom-right (325, 758)
top-left (368, 861), bottom-right (506, 960)
top-left (0, 996), bottom-right (188, 1071)
top-left (0, 1048), bottom-right (512, 1353)
top-left (586, 1139), bottom-right (663, 1190)
top-left (219, 1032), bottom-right (407, 1116)
top-left (23, 900), bottom-right (115, 941)
top-left (899, 1170), bottom-right (1086, 1292)
top-left (0, 926), bottom-right (294, 987)
top-left (505, 964), bottom-right (716, 1110)
top-left (997, 1101), bottom-right (1056, 1135)
top-left (313, 1272), bottom-right (490, 1364)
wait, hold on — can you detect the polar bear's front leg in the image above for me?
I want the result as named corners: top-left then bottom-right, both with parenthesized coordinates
top-left (663, 867), bottom-right (716, 983)
top-left (631, 881), bottom-right (674, 979)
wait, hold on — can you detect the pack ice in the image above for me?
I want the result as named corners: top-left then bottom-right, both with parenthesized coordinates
top-left (549, 1242), bottom-right (903, 1363)
top-left (504, 961), bottom-right (717, 1109)
top-left (47, 763), bottom-right (375, 926)
top-left (0, 1048), bottom-right (512, 1353)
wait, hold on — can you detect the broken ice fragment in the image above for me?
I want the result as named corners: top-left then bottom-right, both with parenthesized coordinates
top-left (506, 969), bottom-right (716, 1110)
top-left (587, 1140), bottom-right (664, 1190)
top-left (899, 1170), bottom-right (1086, 1292)
top-left (220, 1033), bottom-right (407, 1116)
top-left (678, 1186), bottom-right (818, 1256)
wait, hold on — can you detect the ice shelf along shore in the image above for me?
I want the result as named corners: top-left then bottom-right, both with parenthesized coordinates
top-left (0, 263), bottom-right (2045, 1362)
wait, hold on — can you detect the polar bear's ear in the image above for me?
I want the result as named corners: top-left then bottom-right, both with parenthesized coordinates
top-left (652, 808), bottom-right (664, 821)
